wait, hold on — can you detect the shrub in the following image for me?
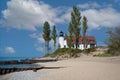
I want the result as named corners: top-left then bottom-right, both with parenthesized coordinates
top-left (106, 27), bottom-right (120, 55)
top-left (44, 48), bottom-right (82, 58)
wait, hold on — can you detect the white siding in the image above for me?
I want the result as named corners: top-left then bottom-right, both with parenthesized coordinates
top-left (59, 37), bottom-right (96, 50)
top-left (87, 45), bottom-right (90, 49)
top-left (79, 44), bottom-right (84, 50)
top-left (59, 37), bottom-right (64, 48)
top-left (64, 40), bottom-right (68, 48)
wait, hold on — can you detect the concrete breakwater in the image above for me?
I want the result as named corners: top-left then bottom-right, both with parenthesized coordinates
top-left (0, 58), bottom-right (59, 75)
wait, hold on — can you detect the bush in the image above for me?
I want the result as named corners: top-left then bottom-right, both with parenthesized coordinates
top-left (106, 27), bottom-right (120, 55)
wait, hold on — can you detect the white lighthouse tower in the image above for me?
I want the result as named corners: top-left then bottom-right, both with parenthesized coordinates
top-left (59, 31), bottom-right (64, 48)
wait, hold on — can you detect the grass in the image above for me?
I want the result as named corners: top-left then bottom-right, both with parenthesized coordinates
top-left (93, 53), bottom-right (114, 57)
top-left (44, 48), bottom-right (82, 58)
top-left (44, 48), bottom-right (97, 58)
top-left (83, 48), bottom-right (96, 54)
top-left (45, 47), bottom-right (118, 58)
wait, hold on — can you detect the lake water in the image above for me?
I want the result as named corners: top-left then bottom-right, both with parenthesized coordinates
top-left (0, 57), bottom-right (41, 68)
top-left (0, 64), bottom-right (41, 68)
top-left (0, 57), bottom-right (33, 61)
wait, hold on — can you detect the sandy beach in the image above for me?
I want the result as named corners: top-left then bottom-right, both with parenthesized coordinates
top-left (0, 56), bottom-right (120, 80)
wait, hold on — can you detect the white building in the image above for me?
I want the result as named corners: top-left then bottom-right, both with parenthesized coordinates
top-left (59, 31), bottom-right (96, 50)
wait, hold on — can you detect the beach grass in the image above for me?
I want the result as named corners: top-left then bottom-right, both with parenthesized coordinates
top-left (44, 48), bottom-right (82, 58)
top-left (93, 52), bottom-right (114, 57)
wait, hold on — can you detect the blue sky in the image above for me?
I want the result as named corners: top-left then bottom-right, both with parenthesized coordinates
top-left (0, 0), bottom-right (120, 58)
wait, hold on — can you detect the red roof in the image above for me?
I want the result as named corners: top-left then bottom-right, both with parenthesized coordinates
top-left (65, 36), bottom-right (96, 44)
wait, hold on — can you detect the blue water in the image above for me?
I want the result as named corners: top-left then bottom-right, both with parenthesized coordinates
top-left (0, 57), bottom-right (41, 68)
top-left (0, 64), bottom-right (41, 68)
top-left (0, 57), bottom-right (33, 61)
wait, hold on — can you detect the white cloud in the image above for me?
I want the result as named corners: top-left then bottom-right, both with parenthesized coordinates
top-left (78, 2), bottom-right (113, 9)
top-left (78, 2), bottom-right (101, 9)
top-left (81, 7), bottom-right (120, 29)
top-left (5, 47), bottom-right (15, 53)
top-left (73, 3), bottom-right (120, 29)
top-left (30, 32), bottom-right (58, 52)
top-left (0, 0), bottom-right (67, 31)
top-left (54, 3), bottom-right (120, 30)
top-left (30, 33), bottom-right (44, 43)
top-left (36, 46), bottom-right (43, 52)
top-left (63, 3), bottom-right (120, 29)
top-left (30, 33), bottom-right (44, 52)
top-left (114, 0), bottom-right (120, 3)
top-left (114, 0), bottom-right (120, 5)
top-left (1, 0), bottom-right (120, 31)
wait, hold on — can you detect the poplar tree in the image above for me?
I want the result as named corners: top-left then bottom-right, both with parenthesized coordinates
top-left (52, 25), bottom-right (57, 49)
top-left (43, 21), bottom-right (51, 54)
top-left (82, 16), bottom-right (88, 49)
top-left (70, 6), bottom-right (81, 48)
top-left (68, 22), bottom-right (73, 48)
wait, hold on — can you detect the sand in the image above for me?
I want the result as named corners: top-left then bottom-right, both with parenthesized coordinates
top-left (0, 56), bottom-right (120, 80)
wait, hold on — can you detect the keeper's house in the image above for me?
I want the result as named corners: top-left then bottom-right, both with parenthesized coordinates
top-left (59, 31), bottom-right (96, 50)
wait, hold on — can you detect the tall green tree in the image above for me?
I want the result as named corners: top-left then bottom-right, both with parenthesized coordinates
top-left (70, 6), bottom-right (81, 48)
top-left (68, 22), bottom-right (73, 48)
top-left (52, 25), bottom-right (57, 49)
top-left (82, 16), bottom-right (88, 49)
top-left (43, 21), bottom-right (51, 55)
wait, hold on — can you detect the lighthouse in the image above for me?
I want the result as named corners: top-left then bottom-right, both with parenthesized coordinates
top-left (58, 31), bottom-right (96, 49)
top-left (59, 31), bottom-right (64, 48)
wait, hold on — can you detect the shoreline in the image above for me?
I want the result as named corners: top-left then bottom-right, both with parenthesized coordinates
top-left (0, 56), bottom-right (120, 80)
top-left (0, 57), bottom-right (58, 65)
top-left (0, 58), bottom-right (58, 75)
